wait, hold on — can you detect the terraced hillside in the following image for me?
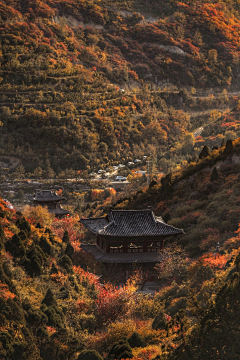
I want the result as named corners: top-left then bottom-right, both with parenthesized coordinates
top-left (1, 0), bottom-right (240, 175)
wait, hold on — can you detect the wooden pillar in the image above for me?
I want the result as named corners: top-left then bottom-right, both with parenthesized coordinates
top-left (160, 238), bottom-right (164, 251)
top-left (106, 238), bottom-right (110, 253)
top-left (143, 239), bottom-right (147, 252)
top-left (123, 240), bottom-right (127, 253)
top-left (96, 235), bottom-right (99, 246)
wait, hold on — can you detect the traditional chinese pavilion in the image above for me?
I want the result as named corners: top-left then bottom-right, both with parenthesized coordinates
top-left (31, 190), bottom-right (69, 218)
top-left (80, 209), bottom-right (184, 265)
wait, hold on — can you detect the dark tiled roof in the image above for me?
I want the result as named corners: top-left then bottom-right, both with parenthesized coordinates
top-left (80, 217), bottom-right (109, 235)
top-left (33, 190), bottom-right (66, 202)
top-left (81, 244), bottom-right (164, 263)
top-left (80, 209), bottom-right (184, 237)
top-left (48, 208), bottom-right (70, 216)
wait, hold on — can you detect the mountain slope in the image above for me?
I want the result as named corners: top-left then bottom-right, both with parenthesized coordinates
top-left (1, 1), bottom-right (240, 173)
top-left (113, 138), bottom-right (240, 257)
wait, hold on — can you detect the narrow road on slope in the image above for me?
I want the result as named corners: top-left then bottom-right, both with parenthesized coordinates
top-left (193, 126), bottom-right (204, 137)
top-left (192, 107), bottom-right (232, 138)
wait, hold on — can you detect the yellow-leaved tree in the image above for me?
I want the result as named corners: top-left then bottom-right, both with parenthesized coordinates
top-left (22, 205), bottom-right (55, 228)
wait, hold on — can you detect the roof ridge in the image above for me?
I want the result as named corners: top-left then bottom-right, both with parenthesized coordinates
top-left (111, 209), bottom-right (152, 212)
top-left (101, 220), bottom-right (115, 232)
top-left (80, 210), bottom-right (184, 237)
top-left (150, 209), bottom-right (156, 224)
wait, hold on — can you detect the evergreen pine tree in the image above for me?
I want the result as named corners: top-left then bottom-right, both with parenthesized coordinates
top-left (42, 288), bottom-right (57, 307)
top-left (50, 263), bottom-right (58, 274)
top-left (65, 242), bottom-right (74, 258)
top-left (40, 236), bottom-right (52, 255)
top-left (16, 217), bottom-right (31, 237)
top-left (62, 231), bottom-right (70, 243)
top-left (161, 173), bottom-right (173, 198)
top-left (210, 166), bottom-right (219, 181)
top-left (224, 139), bottom-right (234, 155)
top-left (199, 145), bottom-right (210, 159)
top-left (128, 332), bottom-right (145, 348)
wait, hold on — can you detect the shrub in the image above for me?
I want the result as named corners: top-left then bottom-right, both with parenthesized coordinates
top-left (133, 295), bottom-right (160, 320)
top-left (12, 341), bottom-right (29, 359)
top-left (191, 264), bottom-right (215, 286)
top-left (77, 349), bottom-right (103, 360)
top-left (40, 236), bottom-right (52, 255)
top-left (36, 327), bottom-right (49, 339)
top-left (44, 305), bottom-right (64, 329)
top-left (0, 331), bottom-right (13, 352)
top-left (21, 256), bottom-right (33, 277)
top-left (2, 262), bottom-right (13, 280)
top-left (128, 332), bottom-right (145, 348)
top-left (107, 337), bottom-right (133, 360)
top-left (0, 264), bottom-right (10, 285)
top-left (78, 313), bottom-right (96, 332)
top-left (22, 245), bottom-right (46, 277)
top-left (59, 255), bottom-right (73, 273)
top-left (26, 256), bottom-right (43, 276)
top-left (105, 320), bottom-right (136, 349)
top-left (152, 311), bottom-right (167, 330)
top-left (2, 298), bottom-right (25, 323)
top-left (29, 245), bottom-right (45, 264)
top-left (6, 234), bottom-right (25, 258)
top-left (42, 289), bottom-right (57, 307)
top-left (26, 307), bottom-right (48, 328)
top-left (16, 217), bottom-right (31, 237)
top-left (59, 287), bottom-right (69, 300)
top-left (168, 297), bottom-right (187, 317)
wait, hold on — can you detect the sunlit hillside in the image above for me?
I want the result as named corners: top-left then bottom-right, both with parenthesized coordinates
top-left (1, 0), bottom-right (240, 175)
top-left (1, 162), bottom-right (240, 359)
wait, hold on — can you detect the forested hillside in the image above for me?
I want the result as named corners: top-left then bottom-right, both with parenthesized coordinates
top-left (1, 173), bottom-right (240, 359)
top-left (1, 0), bottom-right (240, 174)
top-left (112, 137), bottom-right (240, 259)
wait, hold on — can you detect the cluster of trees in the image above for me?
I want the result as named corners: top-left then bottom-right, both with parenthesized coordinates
top-left (0, 1), bottom-right (240, 175)
top-left (114, 139), bottom-right (240, 258)
top-left (1, 194), bottom-right (240, 359)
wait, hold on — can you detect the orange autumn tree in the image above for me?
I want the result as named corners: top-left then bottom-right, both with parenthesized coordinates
top-left (0, 281), bottom-right (15, 300)
top-left (51, 215), bottom-right (84, 251)
top-left (91, 189), bottom-right (105, 201)
top-left (91, 188), bottom-right (116, 201)
top-left (225, 221), bottom-right (240, 250)
top-left (94, 281), bottom-right (137, 327)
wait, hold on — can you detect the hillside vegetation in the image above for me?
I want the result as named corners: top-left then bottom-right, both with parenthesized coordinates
top-left (1, 0), bottom-right (240, 174)
top-left (113, 138), bottom-right (240, 257)
top-left (1, 174), bottom-right (240, 359)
